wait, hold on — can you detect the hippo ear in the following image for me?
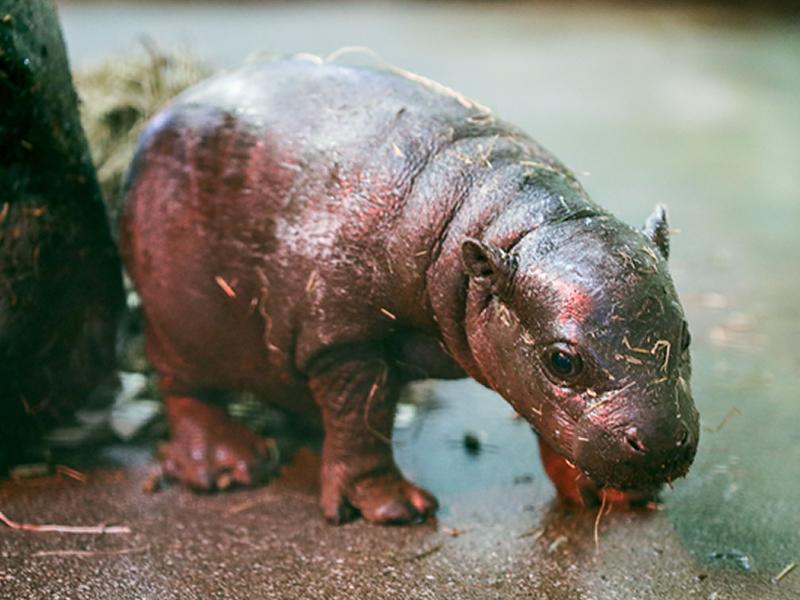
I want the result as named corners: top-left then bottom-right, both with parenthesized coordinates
top-left (461, 238), bottom-right (515, 294)
top-left (643, 204), bottom-right (670, 260)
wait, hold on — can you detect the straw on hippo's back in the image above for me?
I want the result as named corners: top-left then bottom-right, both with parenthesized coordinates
top-left (121, 57), bottom-right (698, 524)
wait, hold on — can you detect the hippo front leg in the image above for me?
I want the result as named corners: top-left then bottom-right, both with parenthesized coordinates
top-left (309, 353), bottom-right (438, 525)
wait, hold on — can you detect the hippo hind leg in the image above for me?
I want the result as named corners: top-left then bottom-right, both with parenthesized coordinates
top-left (159, 388), bottom-right (278, 491)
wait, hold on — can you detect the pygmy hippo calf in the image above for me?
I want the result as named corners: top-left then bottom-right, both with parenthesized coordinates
top-left (121, 57), bottom-right (699, 524)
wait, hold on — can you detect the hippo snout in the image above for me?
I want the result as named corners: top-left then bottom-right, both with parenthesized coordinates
top-left (574, 407), bottom-right (699, 491)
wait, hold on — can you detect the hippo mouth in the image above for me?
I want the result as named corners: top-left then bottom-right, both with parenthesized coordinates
top-left (576, 438), bottom-right (697, 491)
top-left (570, 407), bottom-right (699, 492)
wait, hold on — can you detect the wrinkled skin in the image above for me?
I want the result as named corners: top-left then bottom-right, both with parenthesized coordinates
top-left (0, 0), bottom-right (124, 468)
top-left (121, 58), bottom-right (698, 524)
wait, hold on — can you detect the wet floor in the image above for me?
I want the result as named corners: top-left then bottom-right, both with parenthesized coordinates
top-left (2, 2), bottom-right (799, 598)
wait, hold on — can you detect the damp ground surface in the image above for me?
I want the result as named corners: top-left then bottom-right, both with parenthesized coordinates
top-left (2, 2), bottom-right (799, 598)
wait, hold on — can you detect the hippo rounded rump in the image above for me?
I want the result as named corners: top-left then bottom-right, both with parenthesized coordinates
top-left (121, 57), bottom-right (698, 523)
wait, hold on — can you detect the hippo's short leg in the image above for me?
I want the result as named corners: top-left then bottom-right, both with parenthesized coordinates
top-left (537, 436), bottom-right (655, 508)
top-left (159, 392), bottom-right (277, 491)
top-left (309, 352), bottom-right (438, 525)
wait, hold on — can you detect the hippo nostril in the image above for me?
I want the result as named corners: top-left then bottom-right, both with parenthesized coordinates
top-left (676, 425), bottom-right (690, 448)
top-left (626, 436), bottom-right (646, 453)
top-left (624, 427), bottom-right (646, 453)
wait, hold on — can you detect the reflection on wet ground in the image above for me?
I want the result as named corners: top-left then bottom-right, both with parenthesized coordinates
top-left (1, 2), bottom-right (798, 598)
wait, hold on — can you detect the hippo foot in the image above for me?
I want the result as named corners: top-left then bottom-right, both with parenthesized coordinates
top-left (321, 468), bottom-right (438, 525)
top-left (160, 395), bottom-right (278, 491)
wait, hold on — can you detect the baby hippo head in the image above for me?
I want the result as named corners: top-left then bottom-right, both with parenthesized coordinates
top-left (461, 205), bottom-right (699, 491)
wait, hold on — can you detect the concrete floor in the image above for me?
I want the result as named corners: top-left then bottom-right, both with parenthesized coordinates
top-left (2, 2), bottom-right (799, 598)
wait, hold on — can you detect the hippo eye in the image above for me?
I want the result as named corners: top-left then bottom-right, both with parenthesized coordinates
top-left (681, 322), bottom-right (691, 352)
top-left (543, 344), bottom-right (583, 383)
